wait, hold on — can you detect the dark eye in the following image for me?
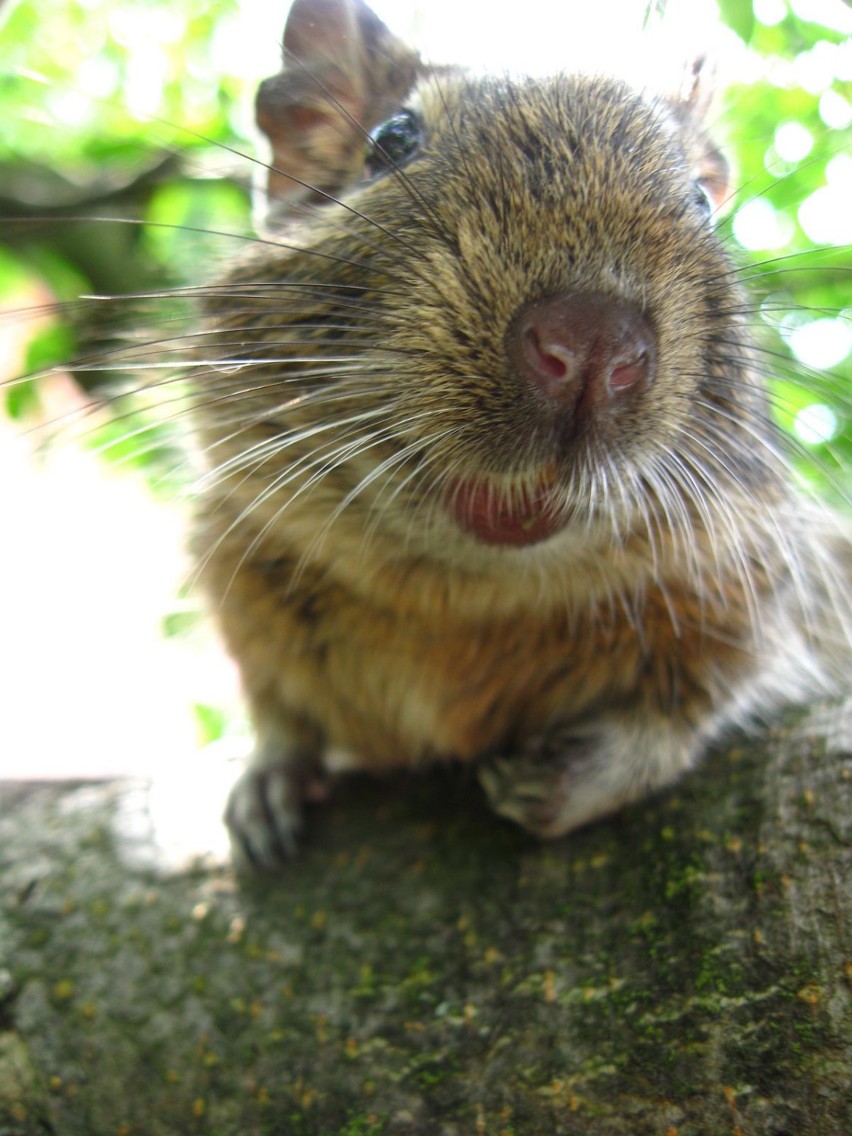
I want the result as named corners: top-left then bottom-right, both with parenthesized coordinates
top-left (365, 109), bottom-right (422, 180)
top-left (692, 180), bottom-right (715, 222)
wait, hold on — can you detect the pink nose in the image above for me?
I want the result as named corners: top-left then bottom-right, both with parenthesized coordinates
top-left (509, 292), bottom-right (656, 419)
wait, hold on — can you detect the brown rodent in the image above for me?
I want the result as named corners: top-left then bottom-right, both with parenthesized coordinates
top-left (189, 0), bottom-right (851, 867)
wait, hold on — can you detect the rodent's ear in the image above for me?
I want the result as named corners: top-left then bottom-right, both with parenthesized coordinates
top-left (670, 55), bottom-right (730, 212)
top-left (678, 55), bottom-right (715, 123)
top-left (255, 0), bottom-right (420, 219)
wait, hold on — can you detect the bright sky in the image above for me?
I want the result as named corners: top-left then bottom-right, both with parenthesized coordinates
top-left (370, 0), bottom-right (723, 70)
top-left (230, 0), bottom-right (738, 87)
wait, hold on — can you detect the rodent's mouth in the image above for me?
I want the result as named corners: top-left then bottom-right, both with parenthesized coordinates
top-left (447, 465), bottom-right (568, 548)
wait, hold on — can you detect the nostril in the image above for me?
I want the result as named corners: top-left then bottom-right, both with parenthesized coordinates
top-left (523, 328), bottom-right (574, 383)
top-left (608, 350), bottom-right (650, 393)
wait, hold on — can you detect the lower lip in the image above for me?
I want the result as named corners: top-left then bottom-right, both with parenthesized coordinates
top-left (448, 469), bottom-right (566, 547)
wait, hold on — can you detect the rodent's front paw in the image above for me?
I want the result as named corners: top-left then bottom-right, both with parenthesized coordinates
top-left (479, 718), bottom-right (697, 839)
top-left (224, 766), bottom-right (305, 869)
top-left (478, 744), bottom-right (586, 839)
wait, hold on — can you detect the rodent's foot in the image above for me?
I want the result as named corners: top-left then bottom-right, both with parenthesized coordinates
top-left (224, 765), bottom-right (314, 869)
top-left (478, 745), bottom-right (583, 839)
top-left (479, 719), bottom-right (696, 839)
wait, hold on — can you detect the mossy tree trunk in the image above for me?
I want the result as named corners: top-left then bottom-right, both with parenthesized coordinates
top-left (0, 698), bottom-right (849, 1136)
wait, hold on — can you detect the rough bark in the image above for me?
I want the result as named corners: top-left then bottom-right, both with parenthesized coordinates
top-left (0, 698), bottom-right (849, 1136)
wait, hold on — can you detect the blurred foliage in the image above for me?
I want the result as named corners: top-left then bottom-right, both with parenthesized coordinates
top-left (0, 0), bottom-right (849, 495)
top-left (714, 0), bottom-right (851, 494)
top-left (0, 0), bottom-right (259, 492)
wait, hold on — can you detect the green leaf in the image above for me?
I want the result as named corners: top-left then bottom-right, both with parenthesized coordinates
top-left (718, 0), bottom-right (756, 44)
top-left (24, 320), bottom-right (75, 376)
top-left (193, 703), bottom-right (228, 747)
top-left (4, 375), bottom-right (41, 420)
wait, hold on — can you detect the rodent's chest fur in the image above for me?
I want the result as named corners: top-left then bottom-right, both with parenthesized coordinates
top-left (203, 531), bottom-right (762, 768)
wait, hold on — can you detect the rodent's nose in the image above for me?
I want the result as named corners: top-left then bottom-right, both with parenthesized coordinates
top-left (509, 293), bottom-right (656, 418)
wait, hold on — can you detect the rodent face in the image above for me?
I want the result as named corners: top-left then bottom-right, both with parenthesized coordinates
top-left (198, 70), bottom-right (775, 584)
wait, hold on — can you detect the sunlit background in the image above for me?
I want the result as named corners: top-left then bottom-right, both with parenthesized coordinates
top-left (0, 0), bottom-right (849, 803)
